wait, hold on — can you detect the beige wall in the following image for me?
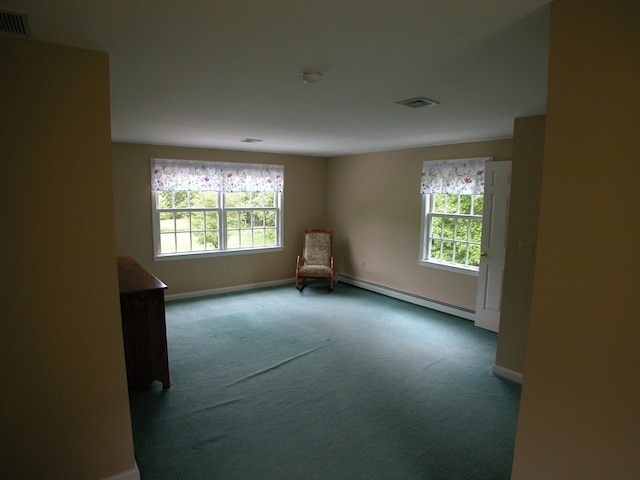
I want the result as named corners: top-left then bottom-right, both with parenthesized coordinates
top-left (112, 143), bottom-right (327, 295)
top-left (0, 38), bottom-right (136, 479)
top-left (326, 140), bottom-right (512, 311)
top-left (495, 115), bottom-right (545, 375)
top-left (512, 1), bottom-right (640, 478)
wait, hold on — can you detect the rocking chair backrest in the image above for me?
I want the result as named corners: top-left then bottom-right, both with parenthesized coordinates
top-left (303, 230), bottom-right (332, 266)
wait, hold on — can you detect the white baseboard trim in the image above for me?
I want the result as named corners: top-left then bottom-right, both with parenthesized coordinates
top-left (492, 364), bottom-right (524, 384)
top-left (165, 278), bottom-right (295, 302)
top-left (103, 463), bottom-right (140, 480)
top-left (336, 274), bottom-right (476, 321)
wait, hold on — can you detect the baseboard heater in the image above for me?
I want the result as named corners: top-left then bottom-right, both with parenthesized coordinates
top-left (336, 274), bottom-right (475, 321)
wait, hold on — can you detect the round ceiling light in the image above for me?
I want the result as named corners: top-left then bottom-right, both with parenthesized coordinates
top-left (301, 71), bottom-right (323, 84)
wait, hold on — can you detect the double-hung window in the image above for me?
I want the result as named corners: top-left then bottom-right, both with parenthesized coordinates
top-left (419, 157), bottom-right (489, 275)
top-left (151, 158), bottom-right (284, 259)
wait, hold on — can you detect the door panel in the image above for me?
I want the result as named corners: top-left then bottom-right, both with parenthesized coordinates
top-left (475, 161), bottom-right (512, 332)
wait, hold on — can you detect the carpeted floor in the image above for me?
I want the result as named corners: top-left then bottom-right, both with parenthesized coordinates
top-left (129, 282), bottom-right (521, 479)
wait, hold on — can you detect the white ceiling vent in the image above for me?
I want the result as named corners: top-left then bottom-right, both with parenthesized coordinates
top-left (0, 9), bottom-right (31, 37)
top-left (396, 97), bottom-right (439, 108)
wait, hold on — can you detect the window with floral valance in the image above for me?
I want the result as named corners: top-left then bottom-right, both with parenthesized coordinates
top-left (151, 159), bottom-right (284, 193)
top-left (419, 157), bottom-right (490, 274)
top-left (150, 158), bottom-right (284, 259)
top-left (420, 157), bottom-right (486, 195)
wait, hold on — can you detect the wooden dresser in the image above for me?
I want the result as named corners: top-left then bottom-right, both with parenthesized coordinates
top-left (117, 256), bottom-right (170, 389)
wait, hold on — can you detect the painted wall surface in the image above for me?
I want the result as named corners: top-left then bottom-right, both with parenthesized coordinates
top-left (512, 1), bottom-right (640, 478)
top-left (495, 115), bottom-right (545, 375)
top-left (0, 38), bottom-right (136, 479)
top-left (112, 143), bottom-right (327, 295)
top-left (326, 139), bottom-right (512, 311)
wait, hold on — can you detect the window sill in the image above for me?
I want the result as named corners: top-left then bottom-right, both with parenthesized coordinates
top-left (154, 246), bottom-right (283, 262)
top-left (418, 259), bottom-right (479, 276)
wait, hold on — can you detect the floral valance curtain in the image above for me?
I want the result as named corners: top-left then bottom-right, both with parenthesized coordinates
top-left (151, 159), bottom-right (284, 192)
top-left (420, 157), bottom-right (488, 195)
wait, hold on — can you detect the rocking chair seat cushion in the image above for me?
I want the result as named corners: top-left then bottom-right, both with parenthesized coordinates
top-left (299, 264), bottom-right (332, 274)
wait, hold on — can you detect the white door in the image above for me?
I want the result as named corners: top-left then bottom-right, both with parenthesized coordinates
top-left (475, 161), bottom-right (512, 332)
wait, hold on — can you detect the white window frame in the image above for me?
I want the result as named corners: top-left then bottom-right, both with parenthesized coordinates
top-left (151, 162), bottom-right (284, 261)
top-left (419, 193), bottom-right (482, 277)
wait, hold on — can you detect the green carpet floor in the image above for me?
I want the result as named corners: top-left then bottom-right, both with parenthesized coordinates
top-left (129, 282), bottom-right (521, 479)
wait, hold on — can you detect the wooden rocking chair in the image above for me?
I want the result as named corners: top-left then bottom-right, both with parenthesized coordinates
top-left (295, 229), bottom-right (334, 291)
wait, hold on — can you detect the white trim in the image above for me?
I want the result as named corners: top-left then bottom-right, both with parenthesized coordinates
top-left (165, 277), bottom-right (295, 302)
top-left (154, 245), bottom-right (284, 262)
top-left (103, 463), bottom-right (140, 480)
top-left (336, 274), bottom-right (475, 321)
top-left (418, 259), bottom-right (479, 276)
top-left (492, 364), bottom-right (523, 384)
top-left (164, 274), bottom-right (476, 322)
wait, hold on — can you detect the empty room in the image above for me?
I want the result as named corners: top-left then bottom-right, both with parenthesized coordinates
top-left (1, 1), bottom-right (638, 479)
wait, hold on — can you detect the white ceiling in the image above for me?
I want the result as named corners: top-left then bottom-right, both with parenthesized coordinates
top-left (2, 0), bottom-right (550, 157)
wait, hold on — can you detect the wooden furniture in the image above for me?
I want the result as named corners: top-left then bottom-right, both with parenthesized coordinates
top-left (295, 229), bottom-right (334, 291)
top-left (117, 256), bottom-right (170, 389)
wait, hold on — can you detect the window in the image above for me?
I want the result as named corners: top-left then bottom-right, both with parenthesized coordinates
top-left (419, 157), bottom-right (489, 275)
top-left (151, 159), bottom-right (284, 259)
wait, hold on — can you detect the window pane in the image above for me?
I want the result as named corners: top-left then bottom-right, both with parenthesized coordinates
top-left (205, 211), bottom-right (218, 229)
top-left (227, 230), bottom-right (240, 248)
top-left (189, 192), bottom-right (203, 207)
top-left (176, 212), bottom-right (190, 231)
top-left (158, 191), bottom-right (173, 209)
top-left (253, 229), bottom-right (265, 245)
top-left (205, 231), bottom-right (219, 249)
top-left (431, 217), bottom-right (442, 238)
top-left (455, 219), bottom-right (469, 241)
top-left (265, 211), bottom-right (276, 227)
top-left (203, 191), bottom-right (218, 207)
top-left (240, 229), bottom-right (253, 246)
top-left (191, 233), bottom-right (205, 251)
top-left (446, 194), bottom-right (458, 214)
top-left (433, 194), bottom-right (446, 213)
top-left (263, 192), bottom-right (275, 207)
top-left (239, 211), bottom-right (250, 228)
top-left (265, 228), bottom-right (277, 245)
top-left (159, 212), bottom-right (175, 233)
top-left (191, 211), bottom-right (204, 231)
top-left (468, 244), bottom-right (481, 266)
top-left (225, 192), bottom-right (239, 207)
top-left (226, 211), bottom-right (239, 228)
top-left (430, 239), bottom-right (442, 260)
top-left (176, 232), bottom-right (191, 252)
top-left (455, 243), bottom-right (468, 264)
top-left (253, 211), bottom-right (265, 227)
top-left (473, 195), bottom-right (484, 215)
top-left (242, 192), bottom-right (253, 207)
top-left (442, 241), bottom-right (454, 262)
top-left (174, 191), bottom-right (188, 208)
top-left (160, 233), bottom-right (176, 253)
top-left (459, 195), bottom-right (472, 215)
top-left (442, 218), bottom-right (455, 239)
top-left (470, 219), bottom-right (482, 242)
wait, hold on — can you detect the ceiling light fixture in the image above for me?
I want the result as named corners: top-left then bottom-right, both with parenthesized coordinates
top-left (301, 70), bottom-right (323, 84)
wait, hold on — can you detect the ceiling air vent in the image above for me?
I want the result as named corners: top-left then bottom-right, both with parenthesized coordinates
top-left (0, 9), bottom-right (31, 37)
top-left (396, 97), bottom-right (439, 108)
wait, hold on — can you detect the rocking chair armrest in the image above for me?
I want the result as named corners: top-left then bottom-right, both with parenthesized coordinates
top-left (296, 255), bottom-right (305, 267)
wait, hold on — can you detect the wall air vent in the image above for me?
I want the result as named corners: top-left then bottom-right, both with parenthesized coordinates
top-left (0, 9), bottom-right (31, 37)
top-left (396, 97), bottom-right (439, 108)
